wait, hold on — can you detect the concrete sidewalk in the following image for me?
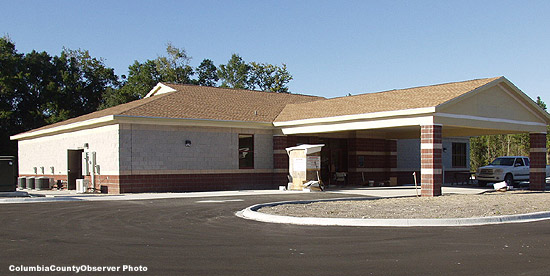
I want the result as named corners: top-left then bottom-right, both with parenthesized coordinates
top-left (0, 189), bottom-right (307, 204)
top-left (0, 184), bottom-right (489, 204)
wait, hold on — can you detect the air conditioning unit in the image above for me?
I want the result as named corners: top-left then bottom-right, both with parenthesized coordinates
top-left (35, 177), bottom-right (50, 190)
top-left (76, 179), bottom-right (90, 193)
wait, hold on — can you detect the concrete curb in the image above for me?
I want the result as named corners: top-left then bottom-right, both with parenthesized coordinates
top-left (237, 197), bottom-right (550, 227)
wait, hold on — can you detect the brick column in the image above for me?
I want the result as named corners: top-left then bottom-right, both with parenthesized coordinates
top-left (273, 136), bottom-right (290, 170)
top-left (529, 132), bottom-right (547, 191)
top-left (421, 125), bottom-right (443, 197)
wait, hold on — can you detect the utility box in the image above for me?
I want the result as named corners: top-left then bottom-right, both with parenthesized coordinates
top-left (18, 177), bottom-right (26, 189)
top-left (76, 179), bottom-right (90, 194)
top-left (0, 156), bottom-right (17, 192)
top-left (389, 177), bottom-right (398, 186)
top-left (26, 177), bottom-right (35, 190)
top-left (35, 177), bottom-right (51, 190)
top-left (285, 144), bottom-right (324, 191)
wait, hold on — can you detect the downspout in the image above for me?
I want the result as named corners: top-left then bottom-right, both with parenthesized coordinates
top-left (91, 152), bottom-right (96, 191)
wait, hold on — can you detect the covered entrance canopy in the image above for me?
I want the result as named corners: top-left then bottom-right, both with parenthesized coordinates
top-left (274, 77), bottom-right (550, 196)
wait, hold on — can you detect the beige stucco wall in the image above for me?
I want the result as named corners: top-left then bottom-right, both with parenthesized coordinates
top-left (17, 124), bottom-right (120, 175)
top-left (439, 85), bottom-right (544, 124)
top-left (119, 124), bottom-right (274, 174)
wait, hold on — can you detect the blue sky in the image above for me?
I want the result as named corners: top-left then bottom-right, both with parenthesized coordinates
top-left (2, 0), bottom-right (550, 102)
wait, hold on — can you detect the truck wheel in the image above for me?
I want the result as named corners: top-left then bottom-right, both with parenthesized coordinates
top-left (477, 180), bottom-right (487, 187)
top-left (504, 174), bottom-right (514, 187)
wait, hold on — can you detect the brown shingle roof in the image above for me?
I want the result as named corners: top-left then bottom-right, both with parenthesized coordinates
top-left (18, 84), bottom-right (323, 135)
top-left (15, 77), bottom-right (504, 137)
top-left (274, 77), bottom-right (502, 122)
top-left (122, 84), bottom-right (323, 122)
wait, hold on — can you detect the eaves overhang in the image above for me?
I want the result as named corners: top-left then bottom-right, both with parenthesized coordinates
top-left (274, 107), bottom-right (437, 135)
top-left (10, 115), bottom-right (275, 140)
top-left (274, 108), bottom-right (549, 136)
top-left (10, 115), bottom-right (117, 141)
top-left (273, 107), bottom-right (436, 127)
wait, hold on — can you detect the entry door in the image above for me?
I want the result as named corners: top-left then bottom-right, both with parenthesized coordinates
top-left (319, 138), bottom-right (349, 185)
top-left (67, 149), bottom-right (83, 190)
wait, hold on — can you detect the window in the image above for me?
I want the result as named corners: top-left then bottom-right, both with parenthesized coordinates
top-left (239, 134), bottom-right (254, 169)
top-left (357, 156), bottom-right (365, 168)
top-left (490, 157), bottom-right (515, 166)
top-left (452, 143), bottom-right (467, 167)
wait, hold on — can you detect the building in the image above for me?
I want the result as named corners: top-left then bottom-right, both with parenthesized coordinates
top-left (10, 76), bottom-right (550, 196)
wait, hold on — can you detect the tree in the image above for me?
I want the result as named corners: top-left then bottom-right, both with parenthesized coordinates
top-left (155, 42), bottom-right (194, 84)
top-left (18, 50), bottom-right (58, 128)
top-left (248, 62), bottom-right (292, 93)
top-left (536, 96), bottom-right (547, 111)
top-left (195, 59), bottom-right (218, 86)
top-left (217, 54), bottom-right (251, 89)
top-left (217, 54), bottom-right (293, 92)
top-left (57, 48), bottom-right (119, 119)
top-left (101, 43), bottom-right (195, 109)
top-left (0, 36), bottom-right (24, 155)
top-left (100, 60), bottom-right (159, 108)
top-left (0, 37), bottom-right (118, 155)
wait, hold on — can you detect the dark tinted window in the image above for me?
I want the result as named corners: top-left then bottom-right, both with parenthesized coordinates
top-left (452, 143), bottom-right (467, 167)
top-left (490, 158), bottom-right (515, 166)
top-left (239, 134), bottom-right (254, 169)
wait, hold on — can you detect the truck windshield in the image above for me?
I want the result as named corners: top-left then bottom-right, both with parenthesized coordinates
top-left (490, 158), bottom-right (515, 166)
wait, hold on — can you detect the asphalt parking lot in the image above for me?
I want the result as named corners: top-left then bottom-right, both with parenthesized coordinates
top-left (1, 192), bottom-right (550, 275)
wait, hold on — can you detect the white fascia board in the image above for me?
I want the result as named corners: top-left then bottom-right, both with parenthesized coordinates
top-left (274, 107), bottom-right (436, 127)
top-left (285, 144), bottom-right (325, 155)
top-left (145, 83), bottom-right (177, 98)
top-left (10, 115), bottom-right (116, 140)
top-left (499, 77), bottom-right (550, 123)
top-left (11, 114), bottom-right (275, 141)
top-left (280, 116), bottom-right (434, 135)
top-left (112, 115), bottom-right (275, 129)
top-left (435, 113), bottom-right (547, 127)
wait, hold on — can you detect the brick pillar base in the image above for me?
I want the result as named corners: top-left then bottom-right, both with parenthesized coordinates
top-left (529, 132), bottom-right (547, 191)
top-left (421, 125), bottom-right (443, 197)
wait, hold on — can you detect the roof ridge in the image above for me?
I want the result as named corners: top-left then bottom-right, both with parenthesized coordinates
top-left (434, 76), bottom-right (504, 108)
top-left (162, 83), bottom-right (323, 99)
top-left (117, 90), bottom-right (176, 116)
top-left (330, 76), bottom-right (502, 100)
top-left (274, 76), bottom-right (507, 123)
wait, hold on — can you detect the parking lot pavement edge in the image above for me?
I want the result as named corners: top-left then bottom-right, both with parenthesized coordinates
top-left (237, 198), bottom-right (550, 227)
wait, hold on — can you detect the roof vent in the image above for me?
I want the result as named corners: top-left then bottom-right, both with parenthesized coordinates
top-left (145, 83), bottom-right (177, 98)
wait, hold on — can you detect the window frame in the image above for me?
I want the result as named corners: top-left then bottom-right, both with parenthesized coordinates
top-left (238, 134), bottom-right (254, 169)
top-left (514, 158), bottom-right (524, 167)
top-left (451, 142), bottom-right (467, 168)
top-left (357, 156), bottom-right (365, 168)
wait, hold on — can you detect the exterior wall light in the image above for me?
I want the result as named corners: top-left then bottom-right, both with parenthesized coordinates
top-left (185, 140), bottom-right (192, 147)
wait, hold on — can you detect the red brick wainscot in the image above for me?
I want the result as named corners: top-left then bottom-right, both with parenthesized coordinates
top-left (420, 125), bottom-right (443, 197)
top-left (529, 132), bottom-right (547, 191)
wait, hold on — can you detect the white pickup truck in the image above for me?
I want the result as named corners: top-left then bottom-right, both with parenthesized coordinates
top-left (475, 156), bottom-right (550, 187)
